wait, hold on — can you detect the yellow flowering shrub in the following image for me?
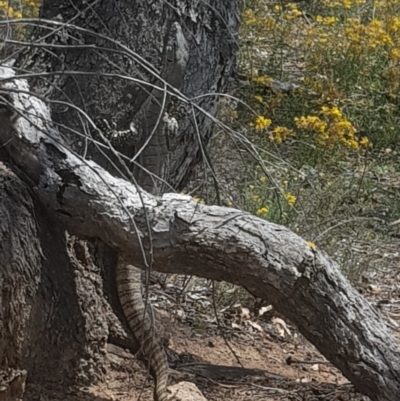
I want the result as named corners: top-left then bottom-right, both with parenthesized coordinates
top-left (270, 126), bottom-right (295, 144)
top-left (240, 0), bottom-right (400, 150)
top-left (0, 0), bottom-right (42, 30)
top-left (294, 116), bottom-right (327, 134)
top-left (237, 0), bottom-right (400, 228)
top-left (293, 106), bottom-right (369, 149)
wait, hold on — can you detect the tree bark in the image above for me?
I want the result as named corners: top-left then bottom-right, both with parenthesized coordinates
top-left (0, 65), bottom-right (399, 401)
top-left (22, 0), bottom-right (239, 191)
top-left (0, 159), bottom-right (130, 392)
top-left (0, 162), bottom-right (39, 400)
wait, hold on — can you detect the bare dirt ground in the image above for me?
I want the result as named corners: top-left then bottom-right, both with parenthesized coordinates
top-left (26, 267), bottom-right (399, 401)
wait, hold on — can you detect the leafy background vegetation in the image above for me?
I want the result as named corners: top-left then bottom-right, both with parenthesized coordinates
top-left (0, 0), bottom-right (40, 20)
top-left (214, 0), bottom-right (400, 282)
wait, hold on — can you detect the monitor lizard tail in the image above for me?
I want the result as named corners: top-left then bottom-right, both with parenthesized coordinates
top-left (116, 256), bottom-right (169, 401)
top-left (112, 21), bottom-right (189, 401)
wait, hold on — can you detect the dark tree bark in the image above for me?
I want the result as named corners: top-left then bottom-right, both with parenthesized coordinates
top-left (0, 162), bottom-right (38, 399)
top-left (24, 0), bottom-right (239, 191)
top-left (1, 2), bottom-right (400, 401)
top-left (0, 159), bottom-right (127, 392)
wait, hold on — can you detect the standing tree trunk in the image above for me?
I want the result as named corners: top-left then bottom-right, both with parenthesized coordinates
top-left (28, 0), bottom-right (239, 190)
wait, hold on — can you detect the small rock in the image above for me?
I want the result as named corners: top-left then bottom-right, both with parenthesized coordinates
top-left (167, 381), bottom-right (208, 401)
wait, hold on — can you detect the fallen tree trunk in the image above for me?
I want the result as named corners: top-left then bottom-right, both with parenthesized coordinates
top-left (1, 64), bottom-right (399, 401)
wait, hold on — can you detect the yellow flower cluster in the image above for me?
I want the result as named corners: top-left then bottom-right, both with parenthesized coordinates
top-left (192, 196), bottom-right (205, 204)
top-left (270, 126), bottom-right (295, 144)
top-left (307, 241), bottom-right (317, 249)
top-left (294, 115), bottom-right (327, 133)
top-left (321, 105), bottom-right (342, 118)
top-left (315, 15), bottom-right (338, 25)
top-left (322, 0), bottom-right (366, 9)
top-left (0, 0), bottom-right (41, 20)
top-left (283, 3), bottom-right (302, 20)
top-left (0, 3), bottom-right (22, 18)
top-left (285, 193), bottom-right (297, 206)
top-left (23, 0), bottom-right (41, 6)
top-left (243, 8), bottom-right (257, 25)
top-left (343, 0), bottom-right (352, 9)
top-left (252, 75), bottom-right (274, 86)
top-left (256, 207), bottom-right (269, 216)
top-left (390, 48), bottom-right (400, 62)
top-left (387, 16), bottom-right (400, 33)
top-left (295, 106), bottom-right (370, 149)
top-left (255, 116), bottom-right (272, 130)
top-left (345, 18), bottom-right (392, 50)
top-left (359, 137), bottom-right (370, 147)
top-left (243, 8), bottom-right (276, 30)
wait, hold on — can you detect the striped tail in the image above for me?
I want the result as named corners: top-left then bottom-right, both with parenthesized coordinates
top-left (116, 257), bottom-right (169, 401)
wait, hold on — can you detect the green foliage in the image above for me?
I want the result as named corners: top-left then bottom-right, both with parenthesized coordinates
top-left (0, 0), bottom-right (41, 19)
top-left (0, 0), bottom-right (42, 39)
top-left (230, 0), bottom-right (400, 279)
